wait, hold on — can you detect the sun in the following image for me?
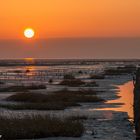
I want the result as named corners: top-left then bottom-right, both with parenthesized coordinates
top-left (24, 28), bottom-right (35, 38)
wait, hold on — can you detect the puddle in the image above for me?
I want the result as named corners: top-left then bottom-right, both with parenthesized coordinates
top-left (96, 81), bottom-right (134, 119)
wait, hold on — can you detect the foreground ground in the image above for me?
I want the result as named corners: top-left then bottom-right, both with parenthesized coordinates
top-left (0, 74), bottom-right (136, 140)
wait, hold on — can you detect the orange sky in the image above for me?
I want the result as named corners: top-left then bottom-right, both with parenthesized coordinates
top-left (0, 0), bottom-right (140, 39)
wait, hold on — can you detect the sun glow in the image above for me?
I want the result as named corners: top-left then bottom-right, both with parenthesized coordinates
top-left (24, 28), bottom-right (35, 38)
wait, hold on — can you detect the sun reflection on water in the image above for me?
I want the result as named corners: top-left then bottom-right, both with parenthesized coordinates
top-left (96, 81), bottom-right (134, 119)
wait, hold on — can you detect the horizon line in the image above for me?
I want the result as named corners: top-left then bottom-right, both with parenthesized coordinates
top-left (0, 36), bottom-right (140, 41)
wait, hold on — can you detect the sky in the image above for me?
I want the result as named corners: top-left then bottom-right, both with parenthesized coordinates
top-left (0, 0), bottom-right (140, 58)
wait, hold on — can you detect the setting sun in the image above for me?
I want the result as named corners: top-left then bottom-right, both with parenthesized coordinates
top-left (24, 28), bottom-right (35, 38)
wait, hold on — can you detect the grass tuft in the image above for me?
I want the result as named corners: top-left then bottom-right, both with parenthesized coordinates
top-left (1, 89), bottom-right (104, 110)
top-left (63, 74), bottom-right (75, 80)
top-left (0, 114), bottom-right (84, 139)
top-left (104, 66), bottom-right (136, 76)
top-left (0, 85), bottom-right (46, 92)
top-left (90, 74), bottom-right (105, 79)
top-left (59, 79), bottom-right (85, 87)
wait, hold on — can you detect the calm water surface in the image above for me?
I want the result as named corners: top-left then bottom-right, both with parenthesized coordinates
top-left (103, 81), bottom-right (134, 118)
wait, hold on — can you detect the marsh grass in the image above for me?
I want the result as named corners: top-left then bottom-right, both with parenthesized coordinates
top-left (0, 102), bottom-right (79, 110)
top-left (84, 81), bottom-right (99, 87)
top-left (2, 89), bottom-right (104, 110)
top-left (0, 81), bottom-right (4, 84)
top-left (0, 85), bottom-right (46, 92)
top-left (60, 75), bottom-right (98, 87)
top-left (67, 115), bottom-right (88, 121)
top-left (59, 79), bottom-right (85, 87)
top-left (104, 66), bottom-right (136, 76)
top-left (48, 78), bottom-right (53, 84)
top-left (104, 69), bottom-right (129, 75)
top-left (90, 74), bottom-right (105, 79)
top-left (0, 114), bottom-right (84, 139)
top-left (63, 74), bottom-right (75, 80)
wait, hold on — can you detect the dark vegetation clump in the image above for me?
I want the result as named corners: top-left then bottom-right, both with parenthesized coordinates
top-left (0, 81), bottom-right (4, 84)
top-left (25, 84), bottom-right (46, 90)
top-left (0, 103), bottom-right (78, 110)
top-left (63, 74), bottom-right (75, 80)
top-left (78, 70), bottom-right (83, 74)
top-left (25, 69), bottom-right (30, 73)
top-left (0, 84), bottom-right (46, 92)
top-left (68, 115), bottom-right (88, 121)
top-left (48, 79), bottom-right (53, 84)
top-left (0, 114), bottom-right (84, 139)
top-left (104, 69), bottom-right (126, 75)
top-left (59, 79), bottom-right (85, 87)
top-left (84, 81), bottom-right (99, 87)
top-left (90, 74), bottom-right (105, 79)
top-left (124, 64), bottom-right (136, 71)
top-left (60, 74), bottom-right (99, 87)
top-left (2, 89), bottom-right (104, 110)
top-left (13, 70), bottom-right (22, 73)
top-left (59, 74), bottom-right (86, 87)
top-left (104, 65), bottom-right (136, 76)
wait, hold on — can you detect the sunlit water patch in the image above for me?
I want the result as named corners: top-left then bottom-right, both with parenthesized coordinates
top-left (96, 81), bottom-right (134, 119)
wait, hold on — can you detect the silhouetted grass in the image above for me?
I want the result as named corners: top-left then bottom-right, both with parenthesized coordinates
top-left (84, 81), bottom-right (99, 87)
top-left (67, 115), bottom-right (88, 121)
top-left (59, 79), bottom-right (85, 87)
top-left (1, 89), bottom-right (103, 110)
top-left (48, 78), bottom-right (53, 84)
top-left (0, 85), bottom-right (46, 92)
top-left (0, 81), bottom-right (4, 84)
top-left (63, 74), bottom-right (75, 80)
top-left (55, 89), bottom-right (97, 95)
top-left (0, 114), bottom-right (84, 139)
top-left (0, 102), bottom-right (78, 110)
top-left (90, 74), bottom-right (105, 79)
top-left (104, 66), bottom-right (136, 76)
